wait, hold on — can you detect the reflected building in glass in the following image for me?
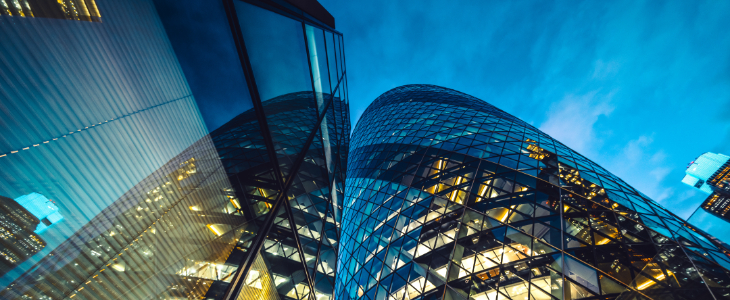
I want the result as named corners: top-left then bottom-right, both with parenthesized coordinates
top-left (1, 0), bottom-right (348, 299)
top-left (0, 0), bottom-right (101, 22)
top-left (0, 195), bottom-right (46, 277)
top-left (338, 85), bottom-right (730, 300)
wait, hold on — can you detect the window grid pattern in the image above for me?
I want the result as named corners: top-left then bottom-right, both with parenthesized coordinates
top-left (210, 88), bottom-right (348, 300)
top-left (337, 85), bottom-right (730, 300)
top-left (221, 1), bottom-right (350, 298)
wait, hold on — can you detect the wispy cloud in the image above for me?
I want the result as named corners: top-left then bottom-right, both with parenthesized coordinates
top-left (539, 91), bottom-right (614, 158)
top-left (606, 135), bottom-right (677, 203)
top-left (322, 0), bottom-right (730, 219)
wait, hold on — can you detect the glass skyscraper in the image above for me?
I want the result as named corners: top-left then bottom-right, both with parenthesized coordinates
top-left (680, 153), bottom-right (730, 251)
top-left (0, 0), bottom-right (348, 299)
top-left (682, 153), bottom-right (730, 195)
top-left (338, 85), bottom-right (730, 300)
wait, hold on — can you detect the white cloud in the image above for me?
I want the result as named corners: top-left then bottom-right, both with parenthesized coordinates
top-left (608, 135), bottom-right (679, 203)
top-left (621, 135), bottom-right (653, 163)
top-left (539, 91), bottom-right (615, 157)
top-left (649, 167), bottom-right (672, 182)
top-left (535, 71), bottom-right (687, 209)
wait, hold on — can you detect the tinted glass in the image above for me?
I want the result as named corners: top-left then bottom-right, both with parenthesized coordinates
top-left (234, 1), bottom-right (311, 102)
top-left (154, 0), bottom-right (254, 132)
top-left (326, 31), bottom-right (339, 90)
top-left (305, 25), bottom-right (331, 113)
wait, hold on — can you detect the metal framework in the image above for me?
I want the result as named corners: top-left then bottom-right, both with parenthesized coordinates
top-left (338, 85), bottom-right (730, 300)
top-left (221, 1), bottom-right (349, 299)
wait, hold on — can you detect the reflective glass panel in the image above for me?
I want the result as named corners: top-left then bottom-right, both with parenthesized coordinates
top-left (305, 25), bottom-right (331, 113)
top-left (234, 0), bottom-right (312, 102)
top-left (326, 31), bottom-right (339, 91)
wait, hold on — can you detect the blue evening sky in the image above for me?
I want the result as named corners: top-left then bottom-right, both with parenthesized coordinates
top-left (320, 0), bottom-right (730, 219)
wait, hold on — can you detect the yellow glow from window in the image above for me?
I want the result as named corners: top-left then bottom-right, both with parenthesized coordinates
top-left (207, 224), bottom-right (223, 236)
top-left (450, 177), bottom-right (463, 202)
top-left (230, 199), bottom-right (241, 209)
top-left (111, 263), bottom-right (125, 272)
top-left (479, 185), bottom-right (488, 197)
top-left (637, 273), bottom-right (665, 290)
top-left (500, 209), bottom-right (511, 223)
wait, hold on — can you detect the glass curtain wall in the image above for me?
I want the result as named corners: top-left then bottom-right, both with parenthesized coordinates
top-left (0, 0), bottom-right (239, 298)
top-left (221, 1), bottom-right (349, 299)
top-left (0, 0), bottom-right (349, 299)
top-left (338, 85), bottom-right (730, 300)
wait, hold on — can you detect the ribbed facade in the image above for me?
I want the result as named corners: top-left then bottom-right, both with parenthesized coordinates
top-left (337, 85), bottom-right (730, 300)
top-left (0, 0), bottom-right (349, 299)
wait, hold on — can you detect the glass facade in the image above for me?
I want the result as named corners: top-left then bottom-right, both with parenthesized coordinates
top-left (0, 0), bottom-right (348, 299)
top-left (338, 85), bottom-right (730, 300)
top-left (682, 153), bottom-right (730, 195)
top-left (681, 153), bottom-right (730, 246)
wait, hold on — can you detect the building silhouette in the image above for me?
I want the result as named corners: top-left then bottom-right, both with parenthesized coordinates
top-left (338, 85), bottom-right (730, 300)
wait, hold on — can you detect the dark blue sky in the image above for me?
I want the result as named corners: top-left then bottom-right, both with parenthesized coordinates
top-left (320, 0), bottom-right (730, 218)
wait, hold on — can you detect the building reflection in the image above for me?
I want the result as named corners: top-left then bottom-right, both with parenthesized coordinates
top-left (206, 91), bottom-right (346, 300)
top-left (0, 0), bottom-right (101, 21)
top-left (2, 135), bottom-right (244, 299)
top-left (0, 91), bottom-right (346, 299)
top-left (0, 196), bottom-right (47, 277)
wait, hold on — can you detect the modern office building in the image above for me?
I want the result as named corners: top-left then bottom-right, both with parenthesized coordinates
top-left (12, 0), bottom-right (730, 299)
top-left (699, 192), bottom-right (730, 221)
top-left (153, 0), bottom-right (348, 298)
top-left (0, 195), bottom-right (46, 277)
top-left (338, 85), bottom-right (730, 300)
top-left (0, 0), bottom-right (348, 299)
top-left (13, 193), bottom-right (63, 234)
top-left (682, 153), bottom-right (730, 194)
top-left (679, 152), bottom-right (730, 247)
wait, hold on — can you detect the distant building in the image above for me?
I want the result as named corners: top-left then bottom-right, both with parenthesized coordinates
top-left (682, 152), bottom-right (730, 222)
top-left (13, 193), bottom-right (63, 233)
top-left (682, 152), bottom-right (730, 194)
top-left (0, 195), bottom-right (46, 277)
top-left (700, 192), bottom-right (730, 220)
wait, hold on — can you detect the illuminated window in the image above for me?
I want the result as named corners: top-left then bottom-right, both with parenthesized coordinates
top-left (0, 0), bottom-right (101, 22)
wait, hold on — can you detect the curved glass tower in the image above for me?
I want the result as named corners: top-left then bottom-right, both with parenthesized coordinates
top-left (338, 85), bottom-right (730, 300)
